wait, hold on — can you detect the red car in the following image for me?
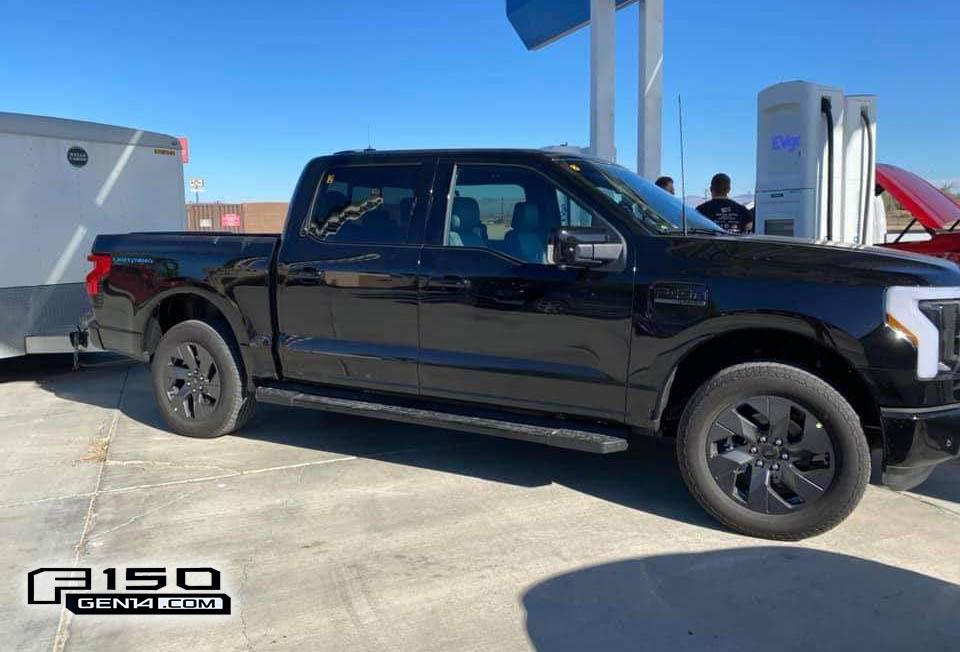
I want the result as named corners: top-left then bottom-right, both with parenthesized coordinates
top-left (878, 163), bottom-right (960, 262)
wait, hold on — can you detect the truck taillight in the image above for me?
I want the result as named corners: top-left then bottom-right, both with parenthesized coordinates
top-left (85, 254), bottom-right (112, 297)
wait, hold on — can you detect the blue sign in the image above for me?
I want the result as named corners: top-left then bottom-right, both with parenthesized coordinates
top-left (507, 0), bottom-right (638, 50)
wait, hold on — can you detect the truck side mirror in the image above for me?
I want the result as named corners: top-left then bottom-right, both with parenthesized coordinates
top-left (549, 227), bottom-right (624, 267)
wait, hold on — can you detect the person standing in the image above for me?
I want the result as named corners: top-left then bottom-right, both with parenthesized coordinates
top-left (697, 173), bottom-right (753, 233)
top-left (655, 176), bottom-right (675, 195)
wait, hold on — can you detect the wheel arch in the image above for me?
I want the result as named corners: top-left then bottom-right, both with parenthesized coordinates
top-left (139, 289), bottom-right (253, 387)
top-left (657, 327), bottom-right (883, 453)
top-left (139, 288), bottom-right (246, 348)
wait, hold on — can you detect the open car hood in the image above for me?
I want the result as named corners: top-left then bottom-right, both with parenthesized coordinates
top-left (877, 163), bottom-right (960, 230)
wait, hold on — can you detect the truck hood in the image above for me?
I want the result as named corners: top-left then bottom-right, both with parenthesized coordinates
top-left (877, 163), bottom-right (960, 231)
top-left (673, 233), bottom-right (960, 288)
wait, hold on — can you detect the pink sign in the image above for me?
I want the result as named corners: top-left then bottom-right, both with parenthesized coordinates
top-left (177, 137), bottom-right (189, 164)
top-left (221, 213), bottom-right (241, 228)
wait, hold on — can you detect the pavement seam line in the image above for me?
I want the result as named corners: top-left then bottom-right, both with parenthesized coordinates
top-left (1, 441), bottom-right (471, 510)
top-left (84, 490), bottom-right (194, 543)
top-left (96, 440), bottom-right (468, 494)
top-left (0, 456), bottom-right (357, 509)
top-left (900, 490), bottom-right (960, 520)
top-left (105, 459), bottom-right (239, 472)
top-left (50, 366), bottom-right (129, 652)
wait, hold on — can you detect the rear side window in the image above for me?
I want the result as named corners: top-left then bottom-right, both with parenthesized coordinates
top-left (451, 181), bottom-right (526, 244)
top-left (306, 165), bottom-right (419, 243)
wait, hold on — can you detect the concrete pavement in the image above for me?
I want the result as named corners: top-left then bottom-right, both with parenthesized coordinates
top-left (2, 355), bottom-right (959, 651)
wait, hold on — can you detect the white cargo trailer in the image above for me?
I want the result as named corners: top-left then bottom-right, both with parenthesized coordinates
top-left (0, 112), bottom-right (185, 358)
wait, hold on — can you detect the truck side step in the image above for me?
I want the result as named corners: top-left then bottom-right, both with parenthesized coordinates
top-left (255, 387), bottom-right (629, 454)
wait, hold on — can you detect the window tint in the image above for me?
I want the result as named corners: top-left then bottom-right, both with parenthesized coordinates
top-left (556, 188), bottom-right (620, 242)
top-left (307, 165), bottom-right (419, 243)
top-left (451, 182), bottom-right (525, 244)
top-left (557, 189), bottom-right (595, 227)
top-left (445, 164), bottom-right (616, 264)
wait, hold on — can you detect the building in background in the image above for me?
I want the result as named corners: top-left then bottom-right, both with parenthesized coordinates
top-left (186, 202), bottom-right (288, 233)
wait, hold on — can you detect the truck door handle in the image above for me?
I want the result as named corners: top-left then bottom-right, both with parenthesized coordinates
top-left (288, 263), bottom-right (320, 276)
top-left (428, 276), bottom-right (471, 290)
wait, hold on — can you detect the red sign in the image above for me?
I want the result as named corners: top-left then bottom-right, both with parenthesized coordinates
top-left (177, 137), bottom-right (189, 164)
top-left (221, 213), bottom-right (241, 228)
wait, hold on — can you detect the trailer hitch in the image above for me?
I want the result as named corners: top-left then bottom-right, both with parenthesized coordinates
top-left (69, 327), bottom-right (89, 371)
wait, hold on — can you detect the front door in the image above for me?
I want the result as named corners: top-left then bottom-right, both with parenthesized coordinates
top-left (275, 157), bottom-right (435, 395)
top-left (417, 160), bottom-right (635, 421)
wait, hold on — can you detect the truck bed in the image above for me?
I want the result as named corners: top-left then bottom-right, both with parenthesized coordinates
top-left (89, 230), bottom-right (279, 376)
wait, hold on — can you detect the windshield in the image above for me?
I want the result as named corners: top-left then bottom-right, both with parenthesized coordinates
top-left (565, 159), bottom-right (724, 234)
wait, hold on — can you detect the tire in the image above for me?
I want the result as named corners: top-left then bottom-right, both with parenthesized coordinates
top-left (151, 319), bottom-right (255, 438)
top-left (677, 362), bottom-right (870, 540)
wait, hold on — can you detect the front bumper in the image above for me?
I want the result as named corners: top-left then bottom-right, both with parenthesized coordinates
top-left (881, 404), bottom-right (960, 491)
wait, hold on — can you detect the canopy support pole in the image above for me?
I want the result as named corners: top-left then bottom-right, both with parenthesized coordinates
top-left (589, 0), bottom-right (616, 162)
top-left (637, 0), bottom-right (663, 178)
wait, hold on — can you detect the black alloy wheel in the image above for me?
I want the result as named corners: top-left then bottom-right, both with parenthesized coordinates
top-left (677, 363), bottom-right (870, 540)
top-left (162, 342), bottom-right (222, 420)
top-left (707, 396), bottom-right (837, 514)
top-left (151, 319), bottom-right (254, 438)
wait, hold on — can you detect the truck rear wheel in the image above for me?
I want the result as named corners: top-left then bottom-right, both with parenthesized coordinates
top-left (677, 362), bottom-right (870, 540)
top-left (151, 319), bottom-right (255, 438)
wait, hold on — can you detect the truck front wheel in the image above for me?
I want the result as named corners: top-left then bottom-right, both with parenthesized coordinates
top-left (677, 362), bottom-right (870, 540)
top-left (151, 319), bottom-right (255, 438)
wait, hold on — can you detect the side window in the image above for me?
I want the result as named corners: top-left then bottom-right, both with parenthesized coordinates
top-left (556, 188), bottom-right (620, 241)
top-left (444, 164), bottom-right (616, 264)
top-left (306, 165), bottom-right (419, 244)
top-left (557, 189), bottom-right (595, 227)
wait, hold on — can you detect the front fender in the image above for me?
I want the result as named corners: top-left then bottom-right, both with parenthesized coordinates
top-left (627, 311), bottom-right (878, 432)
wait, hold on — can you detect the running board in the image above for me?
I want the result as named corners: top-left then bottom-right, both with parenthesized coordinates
top-left (255, 387), bottom-right (629, 454)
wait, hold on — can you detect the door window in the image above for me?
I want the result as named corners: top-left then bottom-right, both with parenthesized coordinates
top-left (444, 164), bottom-right (610, 264)
top-left (306, 165), bottom-right (419, 243)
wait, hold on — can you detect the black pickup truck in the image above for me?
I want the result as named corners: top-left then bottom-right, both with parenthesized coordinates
top-left (83, 148), bottom-right (960, 540)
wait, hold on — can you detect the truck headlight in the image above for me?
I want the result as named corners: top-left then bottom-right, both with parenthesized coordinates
top-left (886, 287), bottom-right (960, 379)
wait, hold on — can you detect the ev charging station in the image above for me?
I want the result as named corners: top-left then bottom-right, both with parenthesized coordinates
top-left (843, 94), bottom-right (880, 244)
top-left (755, 81), bottom-right (877, 244)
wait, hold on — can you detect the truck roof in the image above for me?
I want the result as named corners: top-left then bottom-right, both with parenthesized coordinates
top-left (0, 112), bottom-right (180, 149)
top-left (325, 147), bottom-right (608, 162)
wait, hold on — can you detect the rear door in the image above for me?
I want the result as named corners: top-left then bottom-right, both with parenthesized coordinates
top-left (417, 158), bottom-right (635, 421)
top-left (275, 157), bottom-right (435, 394)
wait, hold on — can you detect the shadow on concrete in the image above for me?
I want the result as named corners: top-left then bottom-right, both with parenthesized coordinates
top-left (0, 352), bottom-right (131, 383)
top-left (907, 461), bottom-right (960, 505)
top-left (11, 355), bottom-right (960, 528)
top-left (6, 353), bottom-right (724, 533)
top-left (522, 547), bottom-right (960, 652)
top-left (245, 404), bottom-right (721, 529)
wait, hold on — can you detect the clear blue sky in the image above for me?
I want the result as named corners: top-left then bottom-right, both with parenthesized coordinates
top-left (4, 1), bottom-right (958, 202)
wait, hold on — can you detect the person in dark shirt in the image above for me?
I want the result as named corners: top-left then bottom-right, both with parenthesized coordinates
top-left (655, 176), bottom-right (675, 195)
top-left (697, 173), bottom-right (753, 233)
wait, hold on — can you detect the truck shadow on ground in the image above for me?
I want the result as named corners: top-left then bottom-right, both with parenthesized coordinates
top-left (14, 355), bottom-right (959, 528)
top-left (521, 546), bottom-right (960, 652)
top-left (248, 403), bottom-right (720, 529)
top-left (906, 461), bottom-right (960, 505)
top-left (12, 355), bottom-right (724, 533)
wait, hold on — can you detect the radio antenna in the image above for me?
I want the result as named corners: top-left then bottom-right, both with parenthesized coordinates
top-left (678, 95), bottom-right (688, 236)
